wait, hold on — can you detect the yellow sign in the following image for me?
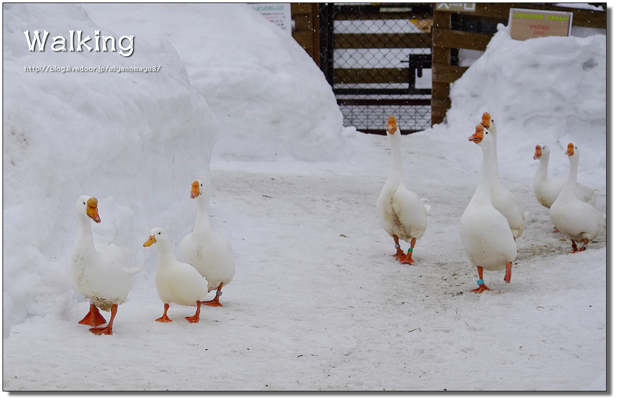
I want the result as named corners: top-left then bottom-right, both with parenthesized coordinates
top-left (509, 8), bottom-right (573, 40)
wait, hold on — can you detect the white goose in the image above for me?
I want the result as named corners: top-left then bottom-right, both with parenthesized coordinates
top-left (549, 143), bottom-right (604, 253)
top-left (69, 195), bottom-right (142, 335)
top-left (144, 227), bottom-right (208, 323)
top-left (376, 115), bottom-right (429, 264)
top-left (480, 112), bottom-right (526, 239)
top-left (533, 144), bottom-right (598, 209)
top-left (460, 125), bottom-right (517, 293)
top-left (179, 180), bottom-right (235, 306)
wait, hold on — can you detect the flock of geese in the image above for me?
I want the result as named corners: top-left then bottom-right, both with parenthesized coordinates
top-left (377, 113), bottom-right (604, 294)
top-left (69, 180), bottom-right (235, 335)
top-left (68, 112), bottom-right (604, 336)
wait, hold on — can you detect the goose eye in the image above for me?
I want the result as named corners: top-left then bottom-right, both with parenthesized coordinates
top-left (83, 202), bottom-right (86, 205)
top-left (158, 232), bottom-right (161, 235)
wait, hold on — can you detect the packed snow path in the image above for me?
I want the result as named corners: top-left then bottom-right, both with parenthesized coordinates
top-left (3, 133), bottom-right (606, 391)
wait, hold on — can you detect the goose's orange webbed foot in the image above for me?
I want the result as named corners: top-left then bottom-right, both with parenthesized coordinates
top-left (89, 304), bottom-right (117, 335)
top-left (471, 284), bottom-right (491, 294)
top-left (90, 325), bottom-right (113, 335)
top-left (471, 267), bottom-right (491, 293)
top-left (400, 254), bottom-right (415, 264)
top-left (569, 240), bottom-right (580, 254)
top-left (399, 239), bottom-right (417, 265)
top-left (185, 301), bottom-right (202, 323)
top-left (202, 283), bottom-right (224, 307)
top-left (79, 304), bottom-right (107, 327)
top-left (156, 303), bottom-right (172, 322)
top-left (392, 235), bottom-right (405, 259)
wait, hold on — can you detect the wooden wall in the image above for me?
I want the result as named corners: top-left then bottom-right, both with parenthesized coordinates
top-left (431, 3), bottom-right (606, 125)
top-left (291, 3), bottom-right (320, 65)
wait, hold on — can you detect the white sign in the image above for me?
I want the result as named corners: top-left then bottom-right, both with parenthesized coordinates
top-left (508, 8), bottom-right (573, 40)
top-left (251, 3), bottom-right (292, 33)
top-left (437, 3), bottom-right (476, 12)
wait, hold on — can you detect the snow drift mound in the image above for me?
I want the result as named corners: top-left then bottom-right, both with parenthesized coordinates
top-left (3, 3), bottom-right (218, 335)
top-left (84, 3), bottom-right (350, 162)
top-left (441, 25), bottom-right (606, 188)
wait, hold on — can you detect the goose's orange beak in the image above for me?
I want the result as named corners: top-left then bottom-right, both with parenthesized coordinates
top-left (86, 197), bottom-right (101, 223)
top-left (481, 112), bottom-right (491, 129)
top-left (469, 124), bottom-right (484, 144)
top-left (143, 235), bottom-right (156, 247)
top-left (387, 116), bottom-right (397, 135)
top-left (190, 180), bottom-right (200, 199)
top-left (534, 145), bottom-right (542, 160)
top-left (566, 143), bottom-right (575, 156)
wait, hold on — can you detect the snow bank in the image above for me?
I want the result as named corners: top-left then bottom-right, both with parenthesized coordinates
top-left (3, 3), bottom-right (351, 336)
top-left (441, 25), bottom-right (606, 189)
top-left (83, 3), bottom-right (350, 162)
top-left (3, 3), bottom-right (218, 335)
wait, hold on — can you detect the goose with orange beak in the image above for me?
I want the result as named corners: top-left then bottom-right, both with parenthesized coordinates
top-left (533, 144), bottom-right (598, 214)
top-left (480, 112), bottom-right (526, 239)
top-left (549, 143), bottom-right (604, 253)
top-left (179, 180), bottom-right (235, 307)
top-left (69, 195), bottom-right (143, 335)
top-left (144, 227), bottom-right (208, 322)
top-left (376, 115), bottom-right (429, 264)
top-left (460, 125), bottom-right (517, 293)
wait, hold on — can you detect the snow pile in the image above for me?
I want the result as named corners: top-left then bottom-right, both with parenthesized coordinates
top-left (2, 3), bottom-right (218, 335)
top-left (83, 3), bottom-right (350, 162)
top-left (3, 3), bottom-right (350, 336)
top-left (442, 25), bottom-right (606, 188)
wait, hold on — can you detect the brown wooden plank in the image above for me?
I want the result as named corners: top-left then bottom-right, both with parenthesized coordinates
top-left (337, 99), bottom-right (431, 106)
top-left (293, 31), bottom-right (313, 51)
top-left (433, 28), bottom-right (493, 51)
top-left (431, 8), bottom-right (452, 125)
top-left (335, 12), bottom-right (432, 21)
top-left (294, 14), bottom-right (314, 32)
top-left (571, 10), bottom-right (607, 29)
top-left (291, 3), bottom-right (312, 15)
top-left (432, 9), bottom-right (451, 31)
top-left (431, 109), bottom-right (448, 125)
top-left (431, 98), bottom-right (452, 110)
top-left (432, 83), bottom-right (451, 100)
top-left (334, 68), bottom-right (409, 84)
top-left (437, 3), bottom-right (606, 29)
top-left (311, 3), bottom-right (320, 66)
top-left (433, 64), bottom-right (468, 83)
top-left (335, 33), bottom-right (432, 49)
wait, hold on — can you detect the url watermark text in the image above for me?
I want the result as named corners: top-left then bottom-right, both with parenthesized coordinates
top-left (24, 65), bottom-right (161, 74)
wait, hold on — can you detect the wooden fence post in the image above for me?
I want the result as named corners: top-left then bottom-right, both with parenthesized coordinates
top-left (431, 7), bottom-right (451, 126)
top-left (292, 3), bottom-right (321, 66)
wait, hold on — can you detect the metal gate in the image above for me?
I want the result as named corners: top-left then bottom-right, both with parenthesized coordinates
top-left (319, 3), bottom-right (435, 134)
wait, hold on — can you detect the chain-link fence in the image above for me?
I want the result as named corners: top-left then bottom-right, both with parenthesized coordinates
top-left (320, 3), bottom-right (434, 134)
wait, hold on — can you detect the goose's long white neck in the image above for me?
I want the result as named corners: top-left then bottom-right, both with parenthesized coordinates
top-left (472, 140), bottom-right (495, 205)
top-left (76, 213), bottom-right (95, 250)
top-left (154, 239), bottom-right (176, 263)
top-left (489, 128), bottom-right (502, 186)
top-left (388, 129), bottom-right (403, 183)
top-left (193, 194), bottom-right (213, 234)
top-left (535, 152), bottom-right (550, 181)
top-left (559, 152), bottom-right (579, 199)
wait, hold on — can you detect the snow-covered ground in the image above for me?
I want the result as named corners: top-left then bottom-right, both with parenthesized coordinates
top-left (2, 2), bottom-right (610, 396)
